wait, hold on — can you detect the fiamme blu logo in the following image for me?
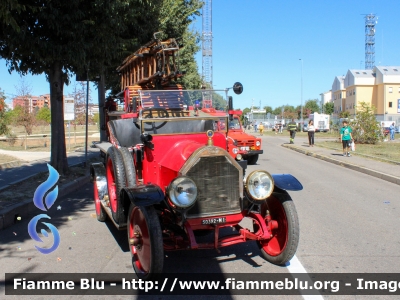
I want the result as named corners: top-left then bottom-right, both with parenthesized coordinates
top-left (28, 164), bottom-right (61, 254)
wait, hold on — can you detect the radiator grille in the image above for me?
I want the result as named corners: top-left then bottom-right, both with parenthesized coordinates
top-left (186, 156), bottom-right (241, 218)
top-left (236, 140), bottom-right (255, 147)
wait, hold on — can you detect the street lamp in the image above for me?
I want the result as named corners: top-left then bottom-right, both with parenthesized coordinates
top-left (299, 59), bottom-right (303, 126)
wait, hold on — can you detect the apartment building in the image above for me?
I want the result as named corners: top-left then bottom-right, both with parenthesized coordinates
top-left (331, 66), bottom-right (400, 124)
top-left (12, 94), bottom-right (51, 112)
top-left (332, 76), bottom-right (345, 115)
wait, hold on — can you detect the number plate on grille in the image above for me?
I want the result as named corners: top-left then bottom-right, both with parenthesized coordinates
top-left (240, 146), bottom-right (249, 151)
top-left (202, 217), bottom-right (226, 225)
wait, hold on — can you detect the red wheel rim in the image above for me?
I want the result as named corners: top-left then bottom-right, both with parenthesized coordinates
top-left (93, 181), bottom-right (101, 216)
top-left (260, 197), bottom-right (288, 256)
top-left (129, 207), bottom-right (151, 274)
top-left (106, 157), bottom-right (117, 212)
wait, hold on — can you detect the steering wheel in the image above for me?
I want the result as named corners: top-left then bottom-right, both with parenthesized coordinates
top-left (141, 107), bottom-right (170, 130)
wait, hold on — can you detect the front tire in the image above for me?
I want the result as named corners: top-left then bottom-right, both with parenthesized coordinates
top-left (127, 204), bottom-right (164, 279)
top-left (246, 154), bottom-right (259, 165)
top-left (258, 192), bottom-right (299, 265)
top-left (106, 147), bottom-right (127, 224)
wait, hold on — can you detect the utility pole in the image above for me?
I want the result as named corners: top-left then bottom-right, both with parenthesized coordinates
top-left (299, 59), bottom-right (303, 125)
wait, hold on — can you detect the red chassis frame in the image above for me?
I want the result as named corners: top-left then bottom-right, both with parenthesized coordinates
top-left (162, 210), bottom-right (279, 251)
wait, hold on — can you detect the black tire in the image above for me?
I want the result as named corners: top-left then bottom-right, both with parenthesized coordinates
top-left (106, 147), bottom-right (127, 224)
top-left (118, 147), bottom-right (136, 187)
top-left (246, 154), bottom-right (259, 165)
top-left (258, 192), bottom-right (299, 265)
top-left (127, 204), bottom-right (164, 279)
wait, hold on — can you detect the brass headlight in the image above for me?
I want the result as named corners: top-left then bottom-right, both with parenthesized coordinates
top-left (245, 170), bottom-right (274, 202)
top-left (167, 177), bottom-right (198, 209)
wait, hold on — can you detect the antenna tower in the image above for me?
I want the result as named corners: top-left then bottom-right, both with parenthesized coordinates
top-left (202, 0), bottom-right (213, 107)
top-left (364, 14), bottom-right (376, 70)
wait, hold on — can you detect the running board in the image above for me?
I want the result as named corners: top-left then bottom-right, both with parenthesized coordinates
top-left (100, 200), bottom-right (127, 230)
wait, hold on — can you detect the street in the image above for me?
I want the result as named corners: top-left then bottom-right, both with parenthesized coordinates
top-left (1, 135), bottom-right (399, 299)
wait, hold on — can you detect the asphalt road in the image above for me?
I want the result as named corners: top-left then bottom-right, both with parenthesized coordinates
top-left (1, 135), bottom-right (399, 299)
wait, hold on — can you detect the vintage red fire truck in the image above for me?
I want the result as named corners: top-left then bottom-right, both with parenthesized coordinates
top-left (202, 107), bottom-right (262, 164)
top-left (91, 36), bottom-right (302, 279)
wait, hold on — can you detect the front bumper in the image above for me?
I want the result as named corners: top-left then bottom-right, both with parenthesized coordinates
top-left (241, 150), bottom-right (263, 156)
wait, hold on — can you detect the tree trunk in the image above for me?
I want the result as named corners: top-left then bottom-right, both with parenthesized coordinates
top-left (24, 130), bottom-right (27, 150)
top-left (48, 61), bottom-right (69, 175)
top-left (98, 72), bottom-right (107, 141)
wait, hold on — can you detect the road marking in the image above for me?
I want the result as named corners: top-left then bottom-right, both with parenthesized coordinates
top-left (286, 255), bottom-right (324, 300)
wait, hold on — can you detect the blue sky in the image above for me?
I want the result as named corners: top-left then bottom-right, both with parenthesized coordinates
top-left (1, 0), bottom-right (400, 110)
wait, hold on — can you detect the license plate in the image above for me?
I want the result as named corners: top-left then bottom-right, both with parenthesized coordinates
top-left (202, 217), bottom-right (226, 225)
top-left (240, 146), bottom-right (249, 151)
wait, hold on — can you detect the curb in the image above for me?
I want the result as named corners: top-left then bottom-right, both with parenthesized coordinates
top-left (282, 144), bottom-right (400, 186)
top-left (0, 160), bottom-right (24, 170)
top-left (0, 174), bottom-right (91, 230)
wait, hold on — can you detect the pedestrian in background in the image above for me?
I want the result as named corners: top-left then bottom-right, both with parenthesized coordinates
top-left (254, 122), bottom-right (258, 133)
top-left (258, 122), bottom-right (264, 136)
top-left (307, 120), bottom-right (315, 147)
top-left (340, 120), bottom-right (353, 157)
top-left (287, 119), bottom-right (297, 144)
top-left (389, 122), bottom-right (395, 141)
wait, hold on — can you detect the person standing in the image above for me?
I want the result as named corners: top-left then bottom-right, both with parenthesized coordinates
top-left (307, 120), bottom-right (315, 147)
top-left (340, 120), bottom-right (353, 157)
top-left (254, 122), bottom-right (258, 133)
top-left (287, 118), bottom-right (297, 144)
top-left (389, 122), bottom-right (395, 141)
top-left (258, 122), bottom-right (264, 136)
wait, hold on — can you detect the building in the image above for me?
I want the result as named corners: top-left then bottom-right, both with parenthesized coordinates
top-left (319, 90), bottom-right (332, 113)
top-left (12, 94), bottom-right (50, 112)
top-left (331, 66), bottom-right (400, 125)
top-left (332, 76), bottom-right (345, 115)
top-left (343, 69), bottom-right (375, 116)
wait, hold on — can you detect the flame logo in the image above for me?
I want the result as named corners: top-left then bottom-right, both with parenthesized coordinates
top-left (28, 164), bottom-right (61, 254)
top-left (33, 164), bottom-right (59, 211)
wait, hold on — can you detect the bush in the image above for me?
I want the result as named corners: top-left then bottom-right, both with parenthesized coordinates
top-left (350, 102), bottom-right (381, 144)
top-left (6, 133), bottom-right (17, 146)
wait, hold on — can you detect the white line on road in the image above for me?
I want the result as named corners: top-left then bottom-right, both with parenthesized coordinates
top-left (286, 255), bottom-right (324, 300)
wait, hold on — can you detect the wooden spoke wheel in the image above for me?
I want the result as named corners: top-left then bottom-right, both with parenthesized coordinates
top-left (106, 147), bottom-right (127, 224)
top-left (258, 192), bottom-right (299, 265)
top-left (127, 204), bottom-right (163, 279)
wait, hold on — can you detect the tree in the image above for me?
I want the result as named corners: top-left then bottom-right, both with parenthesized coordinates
top-left (304, 99), bottom-right (320, 114)
top-left (263, 106), bottom-right (273, 114)
top-left (0, 89), bottom-right (10, 136)
top-left (351, 102), bottom-right (381, 144)
top-left (0, 0), bottom-right (163, 174)
top-left (36, 107), bottom-right (51, 124)
top-left (324, 102), bottom-right (334, 115)
top-left (339, 110), bottom-right (351, 118)
top-left (10, 105), bottom-right (36, 150)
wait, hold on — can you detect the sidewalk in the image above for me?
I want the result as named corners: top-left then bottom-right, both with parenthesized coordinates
top-left (282, 137), bottom-right (400, 186)
top-left (0, 148), bottom-right (100, 229)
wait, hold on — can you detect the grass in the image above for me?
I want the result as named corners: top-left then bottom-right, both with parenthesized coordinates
top-left (0, 154), bottom-right (22, 164)
top-left (316, 140), bottom-right (400, 163)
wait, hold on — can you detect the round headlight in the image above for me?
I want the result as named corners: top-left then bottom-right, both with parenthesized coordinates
top-left (256, 141), bottom-right (261, 147)
top-left (167, 177), bottom-right (198, 208)
top-left (245, 170), bottom-right (274, 202)
top-left (236, 154), bottom-right (243, 160)
top-left (232, 148), bottom-right (239, 154)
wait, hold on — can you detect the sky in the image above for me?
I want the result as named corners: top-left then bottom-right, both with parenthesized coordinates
top-left (1, 0), bottom-right (400, 110)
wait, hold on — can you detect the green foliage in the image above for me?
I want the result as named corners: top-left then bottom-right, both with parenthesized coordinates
top-left (93, 113), bottom-right (100, 130)
top-left (339, 110), bottom-right (351, 118)
top-left (0, 89), bottom-right (10, 135)
top-left (324, 102), bottom-right (334, 115)
top-left (36, 107), bottom-right (51, 124)
top-left (263, 106), bottom-right (273, 114)
top-left (350, 102), bottom-right (381, 144)
top-left (304, 99), bottom-right (320, 114)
